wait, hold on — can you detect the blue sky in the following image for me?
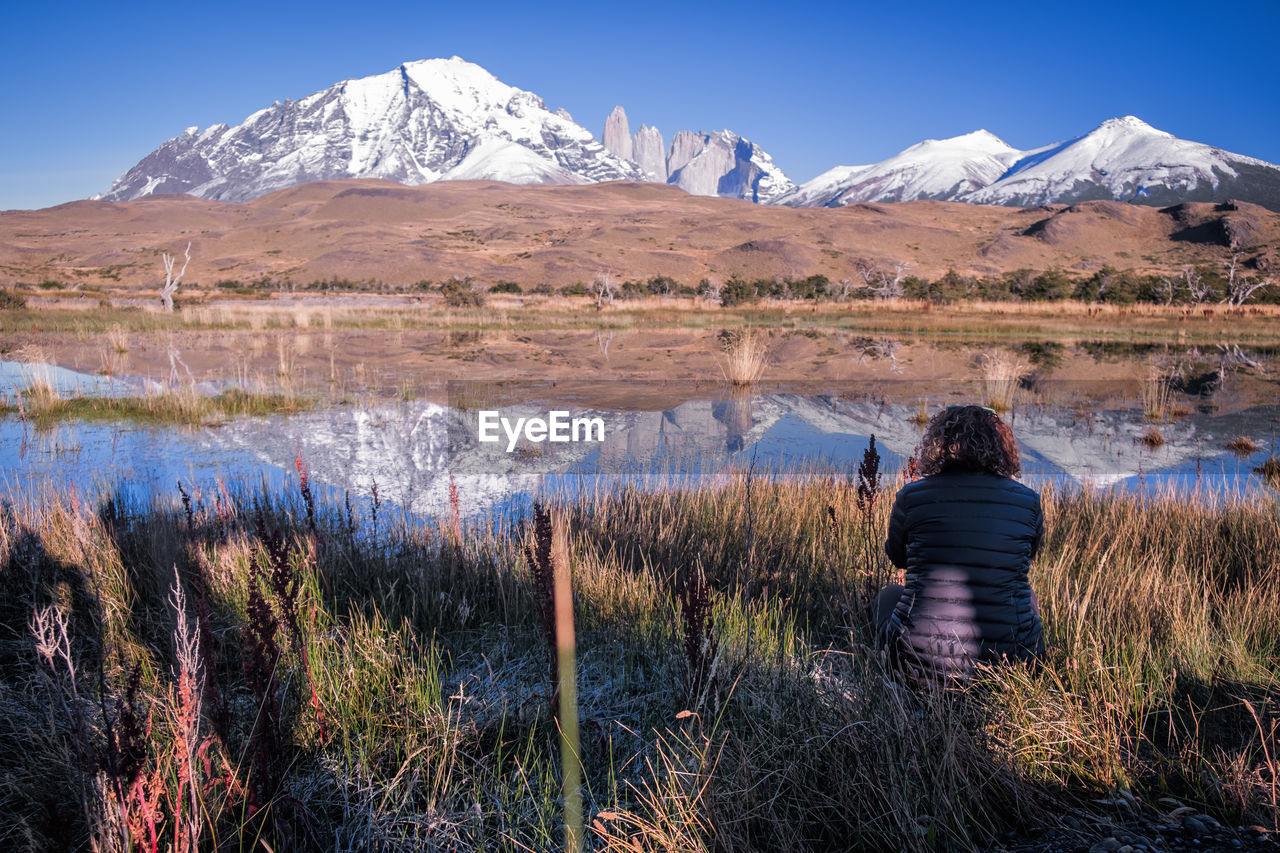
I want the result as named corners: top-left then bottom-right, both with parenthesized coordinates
top-left (2, 0), bottom-right (1278, 210)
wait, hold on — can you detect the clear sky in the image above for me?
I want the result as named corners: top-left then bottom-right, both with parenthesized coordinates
top-left (3, 0), bottom-right (1278, 210)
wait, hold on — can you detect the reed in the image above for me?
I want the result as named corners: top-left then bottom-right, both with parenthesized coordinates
top-left (717, 328), bottom-right (770, 386)
top-left (976, 349), bottom-right (1032, 412)
top-left (1, 387), bottom-right (313, 428)
top-left (1142, 365), bottom-right (1174, 422)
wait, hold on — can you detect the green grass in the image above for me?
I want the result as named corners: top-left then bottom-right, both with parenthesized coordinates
top-left (1, 387), bottom-right (314, 428)
top-left (0, 472), bottom-right (1276, 851)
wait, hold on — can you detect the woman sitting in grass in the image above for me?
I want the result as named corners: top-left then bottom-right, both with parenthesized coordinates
top-left (873, 404), bottom-right (1045, 678)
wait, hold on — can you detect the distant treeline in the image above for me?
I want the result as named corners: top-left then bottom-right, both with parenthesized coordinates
top-left (201, 264), bottom-right (1277, 307)
top-left (710, 265), bottom-right (1278, 307)
top-left (5, 260), bottom-right (1273, 309)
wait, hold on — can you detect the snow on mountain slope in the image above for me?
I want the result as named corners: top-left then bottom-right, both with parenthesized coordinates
top-left (775, 164), bottom-right (873, 208)
top-left (779, 130), bottom-right (1021, 207)
top-left (963, 116), bottom-right (1277, 207)
top-left (99, 57), bottom-right (643, 202)
top-left (440, 139), bottom-right (587, 185)
top-left (785, 117), bottom-right (1280, 211)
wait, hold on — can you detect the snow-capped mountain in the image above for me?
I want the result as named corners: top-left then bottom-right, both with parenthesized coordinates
top-left (964, 116), bottom-right (1280, 207)
top-left (780, 130), bottom-right (1021, 207)
top-left (99, 57), bottom-right (644, 202)
top-left (99, 55), bottom-right (1280, 213)
top-left (782, 117), bottom-right (1280, 211)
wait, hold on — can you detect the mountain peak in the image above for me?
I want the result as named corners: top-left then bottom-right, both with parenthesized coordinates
top-left (953, 129), bottom-right (1014, 148)
top-left (1093, 115), bottom-right (1162, 134)
top-left (904, 129), bottom-right (1017, 157)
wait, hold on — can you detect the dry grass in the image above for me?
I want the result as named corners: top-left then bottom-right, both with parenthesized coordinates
top-left (717, 328), bottom-right (770, 386)
top-left (1255, 455), bottom-right (1280, 486)
top-left (0, 470), bottom-right (1276, 851)
top-left (976, 349), bottom-right (1033, 412)
top-left (1142, 365), bottom-right (1174, 422)
top-left (275, 333), bottom-right (295, 380)
top-left (7, 295), bottom-right (1280, 345)
top-left (106, 323), bottom-right (130, 355)
top-left (1140, 425), bottom-right (1166, 448)
top-left (1227, 435), bottom-right (1260, 455)
top-left (1, 386), bottom-right (312, 428)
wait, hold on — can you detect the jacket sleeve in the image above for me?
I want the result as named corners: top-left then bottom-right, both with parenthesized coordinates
top-left (1030, 496), bottom-right (1045, 560)
top-left (884, 491), bottom-right (908, 569)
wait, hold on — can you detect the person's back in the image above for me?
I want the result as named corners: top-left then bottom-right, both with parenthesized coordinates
top-left (874, 405), bottom-right (1044, 678)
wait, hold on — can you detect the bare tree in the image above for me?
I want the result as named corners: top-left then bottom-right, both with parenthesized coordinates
top-left (853, 258), bottom-right (908, 299)
top-left (592, 272), bottom-right (618, 310)
top-left (1223, 275), bottom-right (1274, 306)
top-left (854, 258), bottom-right (879, 290)
top-left (161, 242), bottom-right (191, 312)
top-left (1220, 254), bottom-right (1274, 306)
top-left (1218, 343), bottom-right (1263, 373)
top-left (1181, 266), bottom-right (1211, 304)
top-left (882, 261), bottom-right (910, 299)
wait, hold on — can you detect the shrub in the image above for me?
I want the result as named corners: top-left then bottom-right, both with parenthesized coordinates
top-left (904, 272), bottom-right (960, 303)
top-left (488, 280), bottom-right (522, 294)
top-left (559, 281), bottom-right (588, 297)
top-left (788, 274), bottom-right (830, 300)
top-left (645, 275), bottom-right (679, 296)
top-left (0, 289), bottom-right (27, 310)
top-left (1026, 269), bottom-right (1074, 301)
top-left (719, 277), bottom-right (758, 307)
top-left (440, 277), bottom-right (485, 308)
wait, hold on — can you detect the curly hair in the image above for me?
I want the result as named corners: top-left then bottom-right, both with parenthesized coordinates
top-left (917, 405), bottom-right (1020, 478)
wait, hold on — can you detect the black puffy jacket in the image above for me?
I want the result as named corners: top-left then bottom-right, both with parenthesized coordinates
top-left (882, 469), bottom-right (1044, 675)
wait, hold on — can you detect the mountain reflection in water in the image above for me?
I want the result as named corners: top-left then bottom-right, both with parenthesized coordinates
top-left (3, 390), bottom-right (1276, 518)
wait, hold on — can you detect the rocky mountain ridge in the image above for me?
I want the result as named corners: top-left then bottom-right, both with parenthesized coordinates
top-left (599, 106), bottom-right (796, 204)
top-left (96, 58), bottom-right (1280, 212)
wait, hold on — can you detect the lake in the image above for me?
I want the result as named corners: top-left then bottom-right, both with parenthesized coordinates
top-left (3, 355), bottom-right (1277, 519)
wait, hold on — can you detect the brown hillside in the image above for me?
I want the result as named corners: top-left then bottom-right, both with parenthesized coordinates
top-left (2, 180), bottom-right (1277, 289)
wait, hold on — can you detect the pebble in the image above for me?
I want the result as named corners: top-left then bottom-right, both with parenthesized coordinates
top-left (1183, 816), bottom-right (1209, 836)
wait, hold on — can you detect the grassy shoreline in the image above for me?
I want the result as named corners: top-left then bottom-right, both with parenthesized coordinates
top-left (5, 295), bottom-right (1280, 343)
top-left (0, 387), bottom-right (315, 428)
top-left (1, 471), bottom-right (1276, 851)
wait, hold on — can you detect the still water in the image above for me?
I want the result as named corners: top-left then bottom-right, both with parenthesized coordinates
top-left (2, 368), bottom-right (1277, 519)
